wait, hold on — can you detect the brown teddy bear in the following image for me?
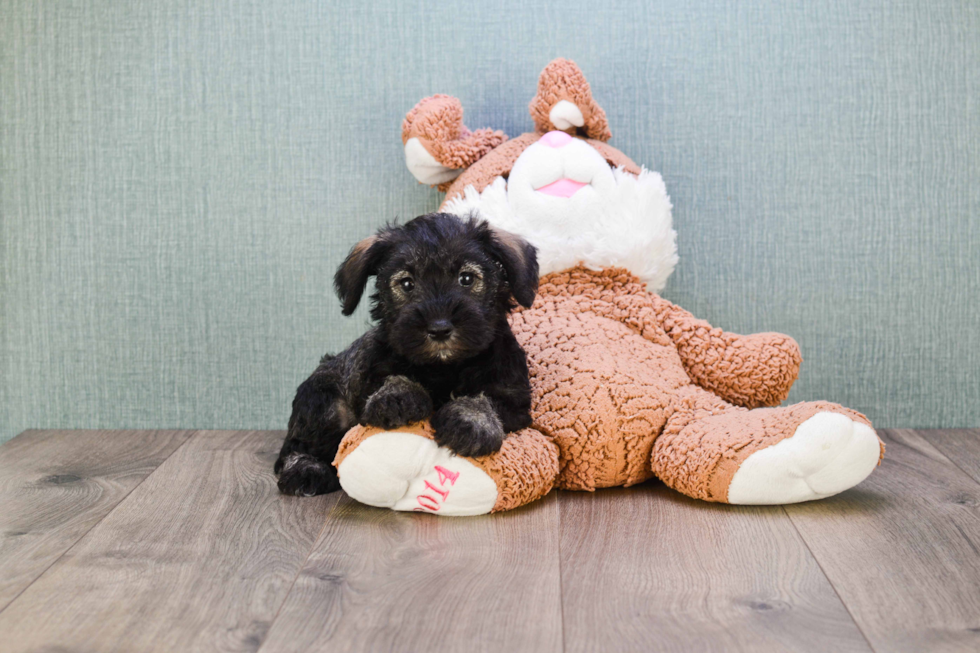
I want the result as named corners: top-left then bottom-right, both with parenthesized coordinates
top-left (332, 59), bottom-right (883, 516)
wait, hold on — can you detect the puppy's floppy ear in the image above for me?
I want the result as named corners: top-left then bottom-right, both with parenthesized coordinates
top-left (480, 223), bottom-right (539, 309)
top-left (334, 234), bottom-right (391, 316)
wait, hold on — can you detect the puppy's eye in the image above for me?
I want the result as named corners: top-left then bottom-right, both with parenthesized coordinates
top-left (399, 278), bottom-right (415, 292)
top-left (458, 271), bottom-right (475, 287)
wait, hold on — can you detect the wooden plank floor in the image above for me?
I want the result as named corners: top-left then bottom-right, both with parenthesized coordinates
top-left (0, 429), bottom-right (977, 652)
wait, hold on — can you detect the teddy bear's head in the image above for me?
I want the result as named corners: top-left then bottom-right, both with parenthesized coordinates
top-left (402, 59), bottom-right (677, 292)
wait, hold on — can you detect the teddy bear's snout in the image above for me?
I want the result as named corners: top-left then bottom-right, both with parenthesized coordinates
top-left (540, 130), bottom-right (574, 148)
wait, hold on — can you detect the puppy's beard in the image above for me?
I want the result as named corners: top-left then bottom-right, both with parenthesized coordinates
top-left (423, 336), bottom-right (464, 362)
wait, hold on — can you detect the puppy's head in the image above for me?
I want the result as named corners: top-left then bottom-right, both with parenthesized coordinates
top-left (334, 212), bottom-right (538, 364)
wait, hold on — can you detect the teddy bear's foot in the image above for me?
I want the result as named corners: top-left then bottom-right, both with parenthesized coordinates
top-left (333, 422), bottom-right (560, 515)
top-left (726, 411), bottom-right (881, 505)
top-left (335, 428), bottom-right (499, 516)
top-left (654, 395), bottom-right (883, 504)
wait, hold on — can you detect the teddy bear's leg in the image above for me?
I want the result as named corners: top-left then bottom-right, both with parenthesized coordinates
top-left (652, 389), bottom-right (883, 504)
top-left (333, 422), bottom-right (559, 516)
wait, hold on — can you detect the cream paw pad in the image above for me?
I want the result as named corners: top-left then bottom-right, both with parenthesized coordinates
top-left (334, 422), bottom-right (559, 516)
top-left (727, 411), bottom-right (882, 505)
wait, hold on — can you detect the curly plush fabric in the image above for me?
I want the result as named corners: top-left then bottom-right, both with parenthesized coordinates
top-left (508, 266), bottom-right (882, 499)
top-left (469, 428), bottom-right (560, 512)
top-left (512, 268), bottom-right (680, 490)
top-left (401, 94), bottom-right (507, 188)
top-left (528, 58), bottom-right (612, 141)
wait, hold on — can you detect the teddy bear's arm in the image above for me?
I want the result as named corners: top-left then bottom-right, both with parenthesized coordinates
top-left (546, 268), bottom-right (800, 409)
top-left (648, 295), bottom-right (802, 408)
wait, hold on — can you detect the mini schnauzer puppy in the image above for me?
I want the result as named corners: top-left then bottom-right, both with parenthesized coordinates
top-left (274, 212), bottom-right (539, 496)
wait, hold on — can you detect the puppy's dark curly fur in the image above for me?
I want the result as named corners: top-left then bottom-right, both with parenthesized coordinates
top-left (275, 212), bottom-right (539, 496)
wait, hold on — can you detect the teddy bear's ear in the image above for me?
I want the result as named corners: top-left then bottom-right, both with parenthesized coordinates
top-left (402, 95), bottom-right (508, 190)
top-left (529, 59), bottom-right (611, 142)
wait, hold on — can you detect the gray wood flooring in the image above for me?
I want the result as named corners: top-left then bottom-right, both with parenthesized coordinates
top-left (0, 428), bottom-right (977, 652)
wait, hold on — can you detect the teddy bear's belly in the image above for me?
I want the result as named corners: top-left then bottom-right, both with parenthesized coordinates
top-left (513, 306), bottom-right (689, 491)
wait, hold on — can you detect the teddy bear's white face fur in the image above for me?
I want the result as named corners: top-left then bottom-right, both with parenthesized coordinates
top-left (445, 133), bottom-right (679, 292)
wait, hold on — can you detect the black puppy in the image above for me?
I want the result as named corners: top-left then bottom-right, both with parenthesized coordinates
top-left (275, 212), bottom-right (539, 496)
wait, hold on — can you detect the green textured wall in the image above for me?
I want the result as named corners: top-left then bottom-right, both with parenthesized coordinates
top-left (2, 0), bottom-right (979, 443)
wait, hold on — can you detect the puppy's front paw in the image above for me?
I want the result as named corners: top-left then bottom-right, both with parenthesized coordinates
top-left (432, 395), bottom-right (505, 458)
top-left (361, 375), bottom-right (433, 429)
top-left (276, 453), bottom-right (341, 496)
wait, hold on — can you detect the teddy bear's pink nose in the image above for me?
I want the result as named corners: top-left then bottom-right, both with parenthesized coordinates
top-left (540, 130), bottom-right (573, 148)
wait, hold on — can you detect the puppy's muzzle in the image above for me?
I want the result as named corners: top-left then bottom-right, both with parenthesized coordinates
top-left (426, 318), bottom-right (454, 342)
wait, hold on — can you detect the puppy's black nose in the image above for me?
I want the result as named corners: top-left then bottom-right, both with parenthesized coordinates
top-left (426, 319), bottom-right (454, 342)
